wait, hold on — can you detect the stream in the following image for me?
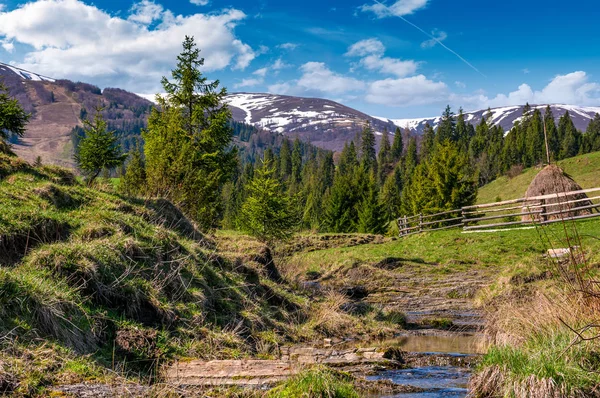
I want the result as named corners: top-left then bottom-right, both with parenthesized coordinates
top-left (367, 334), bottom-right (487, 397)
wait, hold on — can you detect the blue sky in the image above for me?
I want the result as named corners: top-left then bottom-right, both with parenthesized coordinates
top-left (0, 0), bottom-right (599, 118)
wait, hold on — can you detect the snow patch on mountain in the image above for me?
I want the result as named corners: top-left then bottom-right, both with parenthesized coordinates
top-left (375, 104), bottom-right (600, 135)
top-left (0, 62), bottom-right (55, 82)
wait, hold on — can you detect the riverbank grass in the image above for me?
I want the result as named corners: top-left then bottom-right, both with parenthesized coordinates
top-left (267, 367), bottom-right (359, 398)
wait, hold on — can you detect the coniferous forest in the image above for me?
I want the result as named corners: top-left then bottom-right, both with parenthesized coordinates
top-left (67, 37), bottom-right (600, 238)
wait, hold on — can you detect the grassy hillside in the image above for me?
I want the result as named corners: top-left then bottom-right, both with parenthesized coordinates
top-left (0, 154), bottom-right (397, 396)
top-left (477, 151), bottom-right (600, 204)
top-left (282, 216), bottom-right (600, 396)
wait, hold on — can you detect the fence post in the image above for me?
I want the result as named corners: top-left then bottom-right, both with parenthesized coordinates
top-left (461, 207), bottom-right (466, 230)
top-left (419, 213), bottom-right (423, 233)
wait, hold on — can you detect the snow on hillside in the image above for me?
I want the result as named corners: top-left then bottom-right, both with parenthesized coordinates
top-left (225, 93), bottom-right (397, 151)
top-left (375, 104), bottom-right (600, 135)
top-left (0, 62), bottom-right (55, 82)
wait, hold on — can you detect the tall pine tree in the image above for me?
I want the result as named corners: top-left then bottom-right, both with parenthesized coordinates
top-left (391, 127), bottom-right (404, 163)
top-left (143, 36), bottom-right (237, 229)
top-left (360, 122), bottom-right (377, 174)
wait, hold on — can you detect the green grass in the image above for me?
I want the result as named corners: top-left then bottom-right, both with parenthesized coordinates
top-left (476, 329), bottom-right (600, 396)
top-left (267, 367), bottom-right (359, 398)
top-left (0, 153), bottom-right (403, 394)
top-left (285, 220), bottom-right (600, 282)
top-left (477, 151), bottom-right (600, 204)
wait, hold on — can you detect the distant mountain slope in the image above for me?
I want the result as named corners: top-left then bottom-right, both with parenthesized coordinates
top-left (226, 93), bottom-right (398, 152)
top-left (0, 62), bottom-right (153, 167)
top-left (375, 104), bottom-right (600, 135)
top-left (0, 64), bottom-right (316, 168)
top-left (3, 61), bottom-right (599, 165)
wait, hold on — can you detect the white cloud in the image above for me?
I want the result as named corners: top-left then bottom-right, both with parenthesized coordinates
top-left (1, 39), bottom-right (14, 53)
top-left (421, 29), bottom-right (447, 49)
top-left (297, 62), bottom-right (365, 94)
top-left (361, 0), bottom-right (429, 18)
top-left (190, 0), bottom-right (209, 5)
top-left (253, 67), bottom-right (268, 77)
top-left (359, 55), bottom-right (418, 77)
top-left (346, 38), bottom-right (418, 77)
top-left (234, 59), bottom-right (291, 90)
top-left (128, 0), bottom-right (163, 25)
top-left (268, 82), bottom-right (292, 94)
top-left (0, 0), bottom-right (254, 92)
top-left (454, 72), bottom-right (600, 110)
top-left (278, 42), bottom-right (298, 50)
top-left (366, 75), bottom-right (448, 106)
top-left (256, 45), bottom-right (269, 55)
top-left (272, 58), bottom-right (290, 70)
top-left (345, 38), bottom-right (385, 57)
top-left (234, 77), bottom-right (263, 88)
top-left (455, 81), bottom-right (466, 89)
top-left (523, 68), bottom-right (530, 74)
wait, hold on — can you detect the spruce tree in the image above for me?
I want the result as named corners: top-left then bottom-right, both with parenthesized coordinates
top-left (404, 141), bottom-right (476, 215)
top-left (583, 113), bottom-right (600, 153)
top-left (501, 127), bottom-right (520, 173)
top-left (377, 128), bottom-right (392, 185)
top-left (120, 144), bottom-right (146, 196)
top-left (279, 138), bottom-right (292, 180)
top-left (291, 137), bottom-right (302, 184)
top-left (436, 105), bottom-right (456, 143)
top-left (544, 106), bottom-right (559, 161)
top-left (401, 163), bottom-right (430, 216)
top-left (356, 171), bottom-right (387, 234)
top-left (339, 141), bottom-right (358, 176)
top-left (240, 157), bottom-right (298, 245)
top-left (75, 108), bottom-right (126, 186)
top-left (380, 168), bottom-right (402, 224)
top-left (558, 111), bottom-right (581, 159)
top-left (427, 141), bottom-right (477, 211)
top-left (421, 123), bottom-right (436, 161)
top-left (456, 108), bottom-right (468, 152)
top-left (403, 137), bottom-right (418, 178)
top-left (391, 127), bottom-right (404, 162)
top-left (322, 173), bottom-right (357, 233)
top-left (143, 36), bottom-right (237, 229)
top-left (0, 82), bottom-right (30, 155)
top-left (320, 151), bottom-right (335, 190)
top-left (360, 122), bottom-right (377, 174)
top-left (525, 109), bottom-right (544, 166)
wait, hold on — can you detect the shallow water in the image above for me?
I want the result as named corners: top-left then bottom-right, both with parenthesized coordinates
top-left (391, 334), bottom-right (487, 355)
top-left (368, 366), bottom-right (470, 397)
top-left (368, 334), bottom-right (485, 397)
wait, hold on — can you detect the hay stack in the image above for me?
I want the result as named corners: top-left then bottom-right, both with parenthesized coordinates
top-left (522, 164), bottom-right (593, 222)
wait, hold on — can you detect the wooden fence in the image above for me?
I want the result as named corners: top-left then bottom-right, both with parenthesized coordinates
top-left (398, 187), bottom-right (600, 237)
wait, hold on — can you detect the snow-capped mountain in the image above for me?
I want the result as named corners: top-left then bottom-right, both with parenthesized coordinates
top-left (226, 93), bottom-right (397, 151)
top-left (3, 60), bottom-right (600, 165)
top-left (0, 62), bottom-right (55, 82)
top-left (227, 93), bottom-right (600, 150)
top-left (375, 105), bottom-right (600, 135)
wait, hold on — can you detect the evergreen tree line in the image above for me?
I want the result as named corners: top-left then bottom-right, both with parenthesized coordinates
top-left (10, 36), bottom-right (599, 240)
top-left (218, 104), bottom-right (600, 236)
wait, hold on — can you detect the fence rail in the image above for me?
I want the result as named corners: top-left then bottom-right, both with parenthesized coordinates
top-left (397, 187), bottom-right (600, 237)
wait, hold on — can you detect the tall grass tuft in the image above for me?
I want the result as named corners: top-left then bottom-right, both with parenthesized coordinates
top-left (267, 366), bottom-right (359, 398)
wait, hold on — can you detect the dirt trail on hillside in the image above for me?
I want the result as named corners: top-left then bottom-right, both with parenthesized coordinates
top-left (13, 84), bottom-right (81, 167)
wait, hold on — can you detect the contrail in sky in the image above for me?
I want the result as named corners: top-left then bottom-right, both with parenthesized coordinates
top-left (397, 15), bottom-right (487, 78)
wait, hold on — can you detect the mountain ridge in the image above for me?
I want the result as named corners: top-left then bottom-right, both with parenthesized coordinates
top-left (2, 62), bottom-right (599, 166)
top-left (374, 104), bottom-right (600, 135)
